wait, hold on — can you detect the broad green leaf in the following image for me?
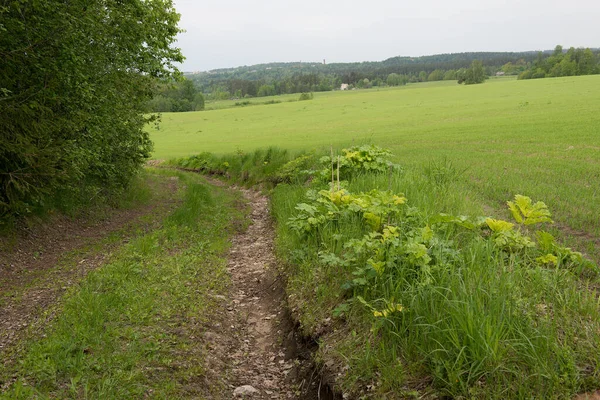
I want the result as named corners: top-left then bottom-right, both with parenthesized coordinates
top-left (536, 254), bottom-right (558, 266)
top-left (535, 231), bottom-right (556, 253)
top-left (507, 195), bottom-right (553, 225)
top-left (485, 218), bottom-right (514, 232)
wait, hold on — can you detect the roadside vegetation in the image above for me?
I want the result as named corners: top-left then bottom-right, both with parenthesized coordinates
top-left (0, 0), bottom-right (182, 224)
top-left (151, 75), bottom-right (600, 261)
top-left (0, 170), bottom-right (246, 399)
top-left (167, 146), bottom-right (600, 398)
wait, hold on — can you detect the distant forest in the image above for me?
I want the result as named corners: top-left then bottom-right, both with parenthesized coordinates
top-left (149, 47), bottom-right (600, 111)
top-left (186, 51), bottom-right (541, 100)
top-left (517, 45), bottom-right (599, 79)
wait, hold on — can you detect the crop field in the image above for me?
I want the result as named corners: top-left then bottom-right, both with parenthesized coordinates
top-left (151, 75), bottom-right (600, 255)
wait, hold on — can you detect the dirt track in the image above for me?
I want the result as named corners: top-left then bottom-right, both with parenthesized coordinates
top-left (0, 175), bottom-right (336, 398)
top-left (201, 180), bottom-right (336, 399)
top-left (0, 177), bottom-right (180, 377)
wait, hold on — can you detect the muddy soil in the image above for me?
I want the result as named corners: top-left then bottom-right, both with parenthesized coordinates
top-left (202, 182), bottom-right (337, 399)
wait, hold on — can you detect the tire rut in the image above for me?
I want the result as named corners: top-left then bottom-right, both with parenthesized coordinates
top-left (215, 184), bottom-right (334, 399)
top-left (0, 176), bottom-right (181, 374)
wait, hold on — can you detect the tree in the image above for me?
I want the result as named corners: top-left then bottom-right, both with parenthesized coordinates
top-left (443, 70), bottom-right (457, 80)
top-left (553, 45), bottom-right (564, 57)
top-left (257, 84), bottom-right (276, 97)
top-left (1, 0), bottom-right (183, 219)
top-left (147, 95), bottom-right (175, 112)
top-left (519, 45), bottom-right (599, 80)
top-left (533, 51), bottom-right (545, 70)
top-left (459, 60), bottom-right (486, 84)
top-left (428, 69), bottom-right (445, 81)
top-left (579, 49), bottom-right (598, 75)
top-left (386, 73), bottom-right (407, 86)
top-left (194, 93), bottom-right (205, 111)
top-left (179, 80), bottom-right (197, 102)
top-left (501, 62), bottom-right (515, 74)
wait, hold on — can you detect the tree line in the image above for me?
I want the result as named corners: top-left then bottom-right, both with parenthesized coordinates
top-left (184, 51), bottom-right (553, 99)
top-left (147, 80), bottom-right (205, 112)
top-left (1, 1), bottom-right (182, 220)
top-left (147, 46), bottom-right (598, 115)
top-left (517, 45), bottom-right (599, 80)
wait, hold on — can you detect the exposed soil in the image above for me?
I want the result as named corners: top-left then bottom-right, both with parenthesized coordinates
top-left (576, 391), bottom-right (600, 400)
top-left (0, 172), bottom-right (340, 398)
top-left (201, 180), bottom-right (337, 399)
top-left (0, 176), bottom-right (181, 365)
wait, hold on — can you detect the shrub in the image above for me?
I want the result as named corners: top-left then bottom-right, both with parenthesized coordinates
top-left (0, 0), bottom-right (182, 221)
top-left (298, 92), bottom-right (314, 101)
top-left (318, 145), bottom-right (401, 181)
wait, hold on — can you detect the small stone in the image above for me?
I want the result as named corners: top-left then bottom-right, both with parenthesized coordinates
top-left (234, 385), bottom-right (259, 397)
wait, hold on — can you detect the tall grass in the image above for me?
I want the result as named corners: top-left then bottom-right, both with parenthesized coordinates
top-left (172, 146), bottom-right (600, 398)
top-left (0, 170), bottom-right (245, 399)
top-left (150, 76), bottom-right (600, 262)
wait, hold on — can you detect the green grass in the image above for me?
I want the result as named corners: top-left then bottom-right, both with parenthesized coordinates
top-left (169, 146), bottom-right (600, 399)
top-left (150, 74), bottom-right (600, 397)
top-left (0, 170), bottom-right (246, 399)
top-left (270, 154), bottom-right (600, 399)
top-left (150, 75), bottom-right (600, 254)
top-left (150, 76), bottom-right (596, 159)
top-left (204, 92), bottom-right (302, 110)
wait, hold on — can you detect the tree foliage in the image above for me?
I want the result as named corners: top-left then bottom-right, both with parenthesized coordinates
top-left (518, 45), bottom-right (599, 80)
top-left (458, 60), bottom-right (487, 85)
top-left (386, 73), bottom-right (408, 86)
top-left (0, 0), bottom-right (183, 219)
top-left (428, 69), bottom-right (445, 81)
top-left (185, 49), bottom-right (600, 99)
top-left (186, 51), bottom-right (563, 97)
top-left (147, 79), bottom-right (205, 112)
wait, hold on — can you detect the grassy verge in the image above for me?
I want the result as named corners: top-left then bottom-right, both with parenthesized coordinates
top-left (0, 169), bottom-right (246, 399)
top-left (150, 76), bottom-right (600, 256)
top-left (168, 146), bottom-right (600, 399)
top-left (0, 172), bottom-right (178, 306)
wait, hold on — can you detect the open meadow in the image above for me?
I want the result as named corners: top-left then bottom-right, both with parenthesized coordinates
top-left (8, 1), bottom-right (600, 397)
top-left (151, 75), bottom-right (600, 254)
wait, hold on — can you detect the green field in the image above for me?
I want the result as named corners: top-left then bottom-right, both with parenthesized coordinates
top-left (166, 143), bottom-right (600, 399)
top-left (151, 75), bottom-right (600, 253)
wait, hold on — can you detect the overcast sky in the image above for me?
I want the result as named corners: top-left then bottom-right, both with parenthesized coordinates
top-left (172, 0), bottom-right (600, 72)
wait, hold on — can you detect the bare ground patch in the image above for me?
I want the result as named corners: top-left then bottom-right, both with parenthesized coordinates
top-left (201, 180), bottom-right (336, 399)
top-left (0, 175), bottom-right (182, 368)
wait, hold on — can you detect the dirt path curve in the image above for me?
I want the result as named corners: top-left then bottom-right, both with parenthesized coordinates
top-left (0, 177), bottom-right (180, 366)
top-left (212, 184), bottom-right (328, 399)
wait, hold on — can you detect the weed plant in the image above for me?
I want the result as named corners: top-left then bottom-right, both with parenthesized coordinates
top-left (171, 145), bottom-right (600, 399)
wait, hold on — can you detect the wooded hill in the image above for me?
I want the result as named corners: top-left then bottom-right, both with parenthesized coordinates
top-left (185, 49), bottom-right (600, 99)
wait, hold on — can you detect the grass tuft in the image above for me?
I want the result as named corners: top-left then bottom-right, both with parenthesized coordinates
top-left (0, 170), bottom-right (246, 399)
